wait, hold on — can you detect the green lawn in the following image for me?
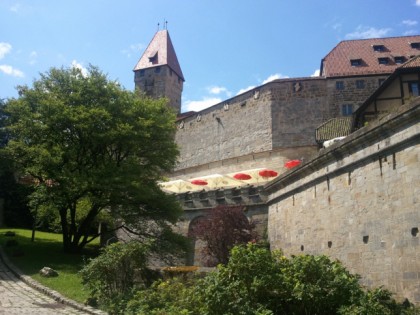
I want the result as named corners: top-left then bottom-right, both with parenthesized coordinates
top-left (0, 228), bottom-right (100, 303)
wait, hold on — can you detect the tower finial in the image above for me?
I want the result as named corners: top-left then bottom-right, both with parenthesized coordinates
top-left (165, 20), bottom-right (168, 30)
top-left (157, 22), bottom-right (160, 31)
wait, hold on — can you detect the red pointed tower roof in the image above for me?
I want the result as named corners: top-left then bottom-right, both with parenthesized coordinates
top-left (134, 30), bottom-right (184, 81)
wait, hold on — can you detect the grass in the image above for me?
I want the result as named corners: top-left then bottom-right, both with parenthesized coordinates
top-left (0, 228), bottom-right (100, 304)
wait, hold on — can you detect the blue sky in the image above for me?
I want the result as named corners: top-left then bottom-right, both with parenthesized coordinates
top-left (1, 0), bottom-right (419, 113)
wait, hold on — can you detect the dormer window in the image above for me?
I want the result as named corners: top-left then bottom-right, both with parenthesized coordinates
top-left (350, 58), bottom-right (362, 67)
top-left (148, 51), bottom-right (158, 64)
top-left (373, 44), bottom-right (385, 52)
top-left (394, 56), bottom-right (406, 64)
top-left (378, 57), bottom-right (389, 65)
top-left (410, 42), bottom-right (420, 49)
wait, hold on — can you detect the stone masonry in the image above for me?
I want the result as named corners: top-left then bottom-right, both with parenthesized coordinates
top-left (266, 100), bottom-right (420, 303)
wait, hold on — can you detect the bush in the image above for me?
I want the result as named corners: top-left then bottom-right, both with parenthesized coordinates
top-left (85, 243), bottom-right (420, 315)
top-left (339, 287), bottom-right (419, 315)
top-left (126, 277), bottom-right (202, 315)
top-left (80, 241), bottom-right (157, 314)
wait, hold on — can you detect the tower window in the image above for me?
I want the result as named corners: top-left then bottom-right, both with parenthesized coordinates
top-left (155, 66), bottom-right (161, 73)
top-left (350, 59), bottom-right (362, 66)
top-left (373, 45), bottom-right (385, 52)
top-left (342, 104), bottom-right (353, 116)
top-left (148, 51), bottom-right (158, 64)
top-left (394, 56), bottom-right (406, 64)
top-left (356, 80), bottom-right (365, 89)
top-left (378, 57), bottom-right (389, 65)
top-left (139, 70), bottom-right (145, 77)
top-left (336, 81), bottom-right (344, 90)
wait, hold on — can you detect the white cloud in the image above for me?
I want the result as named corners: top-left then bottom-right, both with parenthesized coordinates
top-left (416, 0), bottom-right (420, 6)
top-left (402, 19), bottom-right (418, 26)
top-left (236, 85), bottom-right (256, 95)
top-left (29, 51), bottom-right (37, 65)
top-left (0, 65), bottom-right (24, 77)
top-left (404, 30), bottom-right (418, 35)
top-left (332, 23), bottom-right (342, 31)
top-left (10, 3), bottom-right (21, 12)
top-left (71, 60), bottom-right (88, 76)
top-left (183, 97), bottom-right (221, 112)
top-left (236, 73), bottom-right (288, 95)
top-left (208, 86), bottom-right (227, 95)
top-left (262, 73), bottom-right (288, 84)
top-left (345, 26), bottom-right (392, 39)
top-left (311, 69), bottom-right (320, 77)
top-left (121, 43), bottom-right (145, 58)
top-left (0, 42), bottom-right (12, 60)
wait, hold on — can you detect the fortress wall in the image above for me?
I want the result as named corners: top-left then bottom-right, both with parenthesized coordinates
top-left (270, 78), bottom-right (330, 148)
top-left (267, 102), bottom-right (420, 303)
top-left (174, 86), bottom-right (273, 172)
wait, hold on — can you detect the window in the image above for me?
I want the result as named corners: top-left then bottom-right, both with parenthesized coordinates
top-left (342, 104), bottom-right (353, 116)
top-left (139, 70), bottom-right (145, 77)
top-left (155, 66), bottom-right (161, 73)
top-left (373, 44), bottom-right (385, 52)
top-left (378, 57), bottom-right (389, 65)
top-left (356, 80), bottom-right (365, 89)
top-left (409, 81), bottom-right (419, 97)
top-left (336, 81), bottom-right (344, 90)
top-left (394, 56), bottom-right (406, 64)
top-left (350, 59), bottom-right (362, 66)
top-left (410, 42), bottom-right (420, 49)
top-left (148, 51), bottom-right (158, 64)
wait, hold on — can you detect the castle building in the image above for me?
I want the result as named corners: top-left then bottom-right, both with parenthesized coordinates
top-left (134, 32), bottom-right (420, 303)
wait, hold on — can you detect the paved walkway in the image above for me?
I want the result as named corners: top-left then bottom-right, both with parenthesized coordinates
top-left (0, 249), bottom-right (105, 315)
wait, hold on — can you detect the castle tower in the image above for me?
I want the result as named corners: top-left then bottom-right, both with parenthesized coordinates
top-left (133, 29), bottom-right (184, 113)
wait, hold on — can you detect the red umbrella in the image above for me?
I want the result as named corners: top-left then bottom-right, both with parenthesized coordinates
top-left (233, 173), bottom-right (252, 180)
top-left (284, 159), bottom-right (301, 169)
top-left (190, 179), bottom-right (208, 186)
top-left (258, 169), bottom-right (278, 178)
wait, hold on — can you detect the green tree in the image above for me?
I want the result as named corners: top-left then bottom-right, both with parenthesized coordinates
top-left (2, 65), bottom-right (183, 253)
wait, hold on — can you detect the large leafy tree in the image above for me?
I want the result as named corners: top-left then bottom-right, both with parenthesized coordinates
top-left (2, 66), bottom-right (183, 253)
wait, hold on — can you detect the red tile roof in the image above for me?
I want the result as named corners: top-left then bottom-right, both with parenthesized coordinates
top-left (399, 54), bottom-right (420, 69)
top-left (133, 30), bottom-right (184, 81)
top-left (320, 35), bottom-right (420, 77)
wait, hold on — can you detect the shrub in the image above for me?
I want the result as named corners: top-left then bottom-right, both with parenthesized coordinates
top-left (126, 277), bottom-right (202, 315)
top-left (80, 241), bottom-right (156, 314)
top-left (194, 244), bottom-right (365, 315)
top-left (339, 287), bottom-right (420, 315)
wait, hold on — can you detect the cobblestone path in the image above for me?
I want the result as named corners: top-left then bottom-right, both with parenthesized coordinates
top-left (0, 252), bottom-right (103, 314)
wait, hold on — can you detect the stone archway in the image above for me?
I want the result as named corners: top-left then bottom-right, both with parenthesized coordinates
top-left (187, 215), bottom-right (208, 266)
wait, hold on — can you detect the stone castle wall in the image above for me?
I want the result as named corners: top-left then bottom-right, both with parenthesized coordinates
top-left (270, 78), bottom-right (329, 148)
top-left (326, 75), bottom-right (389, 117)
top-left (173, 75), bottom-right (388, 180)
top-left (266, 101), bottom-right (420, 303)
top-left (174, 85), bottom-right (273, 172)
